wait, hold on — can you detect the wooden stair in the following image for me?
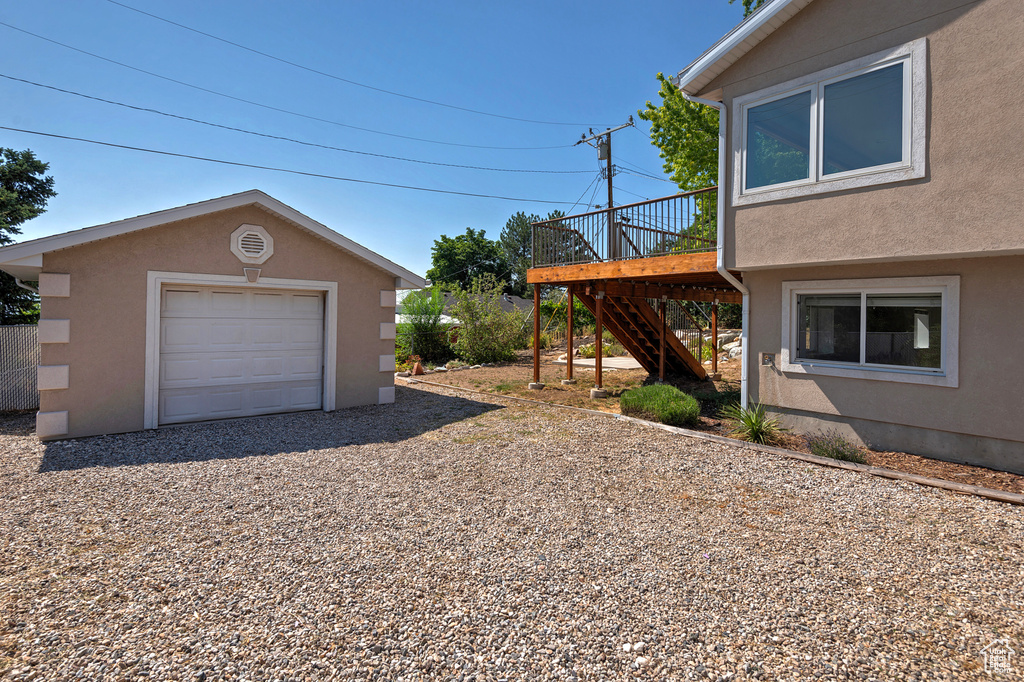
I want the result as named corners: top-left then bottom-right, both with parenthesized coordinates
top-left (575, 291), bottom-right (706, 380)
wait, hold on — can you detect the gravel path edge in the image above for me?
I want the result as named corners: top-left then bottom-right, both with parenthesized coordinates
top-left (403, 377), bottom-right (1024, 507)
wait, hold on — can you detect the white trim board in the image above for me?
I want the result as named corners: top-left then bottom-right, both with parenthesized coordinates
top-left (0, 190), bottom-right (426, 288)
top-left (144, 271), bottom-right (339, 429)
top-left (779, 275), bottom-right (959, 388)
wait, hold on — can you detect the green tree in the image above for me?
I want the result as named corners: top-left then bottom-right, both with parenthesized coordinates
top-left (637, 0), bottom-right (766, 191)
top-left (1, 148), bottom-right (57, 324)
top-left (499, 209), bottom-right (565, 297)
top-left (426, 227), bottom-right (509, 292)
top-left (731, 0), bottom-right (767, 17)
top-left (397, 286), bottom-right (452, 365)
top-left (638, 74), bottom-right (719, 192)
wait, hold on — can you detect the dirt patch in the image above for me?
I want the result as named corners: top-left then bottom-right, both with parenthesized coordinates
top-left (416, 349), bottom-right (1024, 496)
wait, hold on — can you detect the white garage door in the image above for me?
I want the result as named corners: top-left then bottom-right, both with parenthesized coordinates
top-left (159, 286), bottom-right (325, 425)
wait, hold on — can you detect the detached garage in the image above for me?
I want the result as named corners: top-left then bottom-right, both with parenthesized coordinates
top-left (0, 190), bottom-right (425, 440)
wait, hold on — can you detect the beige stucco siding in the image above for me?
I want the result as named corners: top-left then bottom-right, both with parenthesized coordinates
top-left (39, 204), bottom-right (394, 439)
top-left (701, 0), bottom-right (1024, 269)
top-left (747, 255), bottom-right (1024, 447)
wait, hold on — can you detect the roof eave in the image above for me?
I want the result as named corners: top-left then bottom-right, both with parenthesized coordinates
top-left (673, 0), bottom-right (814, 97)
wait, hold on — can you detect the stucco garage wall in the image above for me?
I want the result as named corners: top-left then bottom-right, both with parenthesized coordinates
top-left (746, 255), bottom-right (1024, 472)
top-left (38, 204), bottom-right (395, 439)
top-left (701, 0), bottom-right (1024, 269)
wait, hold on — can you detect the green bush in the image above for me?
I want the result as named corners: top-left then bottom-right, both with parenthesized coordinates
top-left (721, 400), bottom-right (786, 445)
top-left (449, 274), bottom-right (528, 364)
top-left (399, 287), bottom-right (453, 365)
top-left (806, 429), bottom-right (866, 463)
top-left (620, 384), bottom-right (701, 427)
top-left (530, 332), bottom-right (551, 349)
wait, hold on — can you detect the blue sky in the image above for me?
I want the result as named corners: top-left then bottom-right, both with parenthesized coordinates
top-left (1, 0), bottom-right (744, 277)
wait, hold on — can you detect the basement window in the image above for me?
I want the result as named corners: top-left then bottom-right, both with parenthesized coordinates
top-left (780, 276), bottom-right (959, 387)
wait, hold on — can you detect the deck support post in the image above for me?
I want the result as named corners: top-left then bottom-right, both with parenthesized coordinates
top-left (563, 285), bottom-right (576, 385)
top-left (529, 283), bottom-right (544, 390)
top-left (591, 290), bottom-right (607, 398)
top-left (659, 295), bottom-right (667, 383)
top-left (711, 299), bottom-right (719, 378)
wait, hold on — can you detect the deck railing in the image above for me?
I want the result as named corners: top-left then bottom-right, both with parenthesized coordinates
top-left (531, 188), bottom-right (716, 268)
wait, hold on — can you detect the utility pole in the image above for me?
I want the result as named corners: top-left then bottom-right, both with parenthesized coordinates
top-left (576, 116), bottom-right (634, 259)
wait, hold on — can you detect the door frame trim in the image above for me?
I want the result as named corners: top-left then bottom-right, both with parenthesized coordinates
top-left (145, 271), bottom-right (338, 429)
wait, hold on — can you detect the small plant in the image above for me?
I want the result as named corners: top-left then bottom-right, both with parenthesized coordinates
top-left (721, 400), bottom-right (786, 445)
top-left (620, 384), bottom-right (701, 427)
top-left (806, 429), bottom-right (866, 463)
top-left (445, 359), bottom-right (468, 369)
top-left (530, 332), bottom-right (551, 349)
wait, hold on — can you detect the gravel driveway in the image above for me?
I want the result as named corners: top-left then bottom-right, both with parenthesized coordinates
top-left (1, 383), bottom-right (1021, 681)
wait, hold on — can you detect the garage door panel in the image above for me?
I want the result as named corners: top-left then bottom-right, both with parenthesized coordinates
top-left (159, 285), bottom-right (324, 424)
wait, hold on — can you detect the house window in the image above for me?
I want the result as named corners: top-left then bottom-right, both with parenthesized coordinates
top-left (780, 276), bottom-right (959, 388)
top-left (797, 291), bottom-right (942, 370)
top-left (733, 39), bottom-right (926, 205)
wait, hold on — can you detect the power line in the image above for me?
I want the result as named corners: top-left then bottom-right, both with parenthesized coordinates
top-left (0, 21), bottom-right (573, 151)
top-left (103, 0), bottom-right (610, 129)
top-left (0, 126), bottom-right (577, 205)
top-left (0, 74), bottom-right (593, 175)
top-left (564, 172), bottom-right (603, 215)
top-left (616, 166), bottom-right (678, 184)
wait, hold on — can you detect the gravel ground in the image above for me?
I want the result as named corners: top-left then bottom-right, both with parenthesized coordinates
top-left (1, 383), bottom-right (1022, 681)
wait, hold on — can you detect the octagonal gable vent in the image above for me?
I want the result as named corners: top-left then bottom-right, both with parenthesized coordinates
top-left (230, 224), bottom-right (274, 264)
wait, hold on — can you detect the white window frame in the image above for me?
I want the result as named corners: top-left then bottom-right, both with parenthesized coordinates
top-left (733, 39), bottom-right (927, 206)
top-left (780, 276), bottom-right (959, 388)
top-left (143, 271), bottom-right (339, 429)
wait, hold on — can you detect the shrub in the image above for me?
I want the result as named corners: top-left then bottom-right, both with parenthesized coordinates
top-left (806, 429), bottom-right (866, 463)
top-left (530, 332), bottom-right (551, 349)
top-left (399, 287), bottom-right (453, 365)
top-left (448, 274), bottom-right (528, 364)
top-left (721, 400), bottom-right (786, 445)
top-left (620, 384), bottom-right (701, 427)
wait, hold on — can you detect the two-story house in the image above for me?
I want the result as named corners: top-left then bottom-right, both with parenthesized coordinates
top-left (528, 0), bottom-right (1024, 474)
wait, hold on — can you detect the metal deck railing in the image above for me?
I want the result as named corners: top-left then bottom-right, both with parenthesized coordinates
top-left (531, 188), bottom-right (717, 268)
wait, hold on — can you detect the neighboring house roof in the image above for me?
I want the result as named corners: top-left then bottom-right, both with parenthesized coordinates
top-left (394, 290), bottom-right (533, 326)
top-left (673, 0), bottom-right (816, 97)
top-left (0, 189), bottom-right (426, 288)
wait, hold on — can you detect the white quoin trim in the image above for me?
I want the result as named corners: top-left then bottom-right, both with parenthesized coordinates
top-left (144, 271), bottom-right (339, 430)
top-left (380, 290), bottom-right (397, 307)
top-left (378, 386), bottom-right (396, 404)
top-left (380, 322), bottom-right (397, 340)
top-left (379, 354), bottom-right (397, 373)
top-left (38, 319), bottom-right (70, 344)
top-left (37, 365), bottom-right (70, 390)
top-left (38, 273), bottom-right (70, 297)
top-left (36, 411), bottom-right (69, 438)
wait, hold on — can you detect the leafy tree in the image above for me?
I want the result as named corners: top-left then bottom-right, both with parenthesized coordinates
top-left (396, 286), bottom-right (452, 365)
top-left (0, 148), bottom-right (57, 324)
top-left (637, 0), bottom-right (767, 192)
top-left (731, 0), bottom-right (767, 17)
top-left (448, 274), bottom-right (527, 364)
top-left (499, 209), bottom-right (565, 297)
top-left (635, 1), bottom-right (764, 334)
top-left (426, 228), bottom-right (509, 292)
top-left (638, 75), bottom-right (719, 192)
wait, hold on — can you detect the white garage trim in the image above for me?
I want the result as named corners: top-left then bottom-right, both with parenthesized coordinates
top-left (144, 271), bottom-right (338, 429)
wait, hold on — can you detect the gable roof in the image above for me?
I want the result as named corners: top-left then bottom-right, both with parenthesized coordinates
top-left (673, 0), bottom-right (816, 97)
top-left (0, 189), bottom-right (426, 288)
